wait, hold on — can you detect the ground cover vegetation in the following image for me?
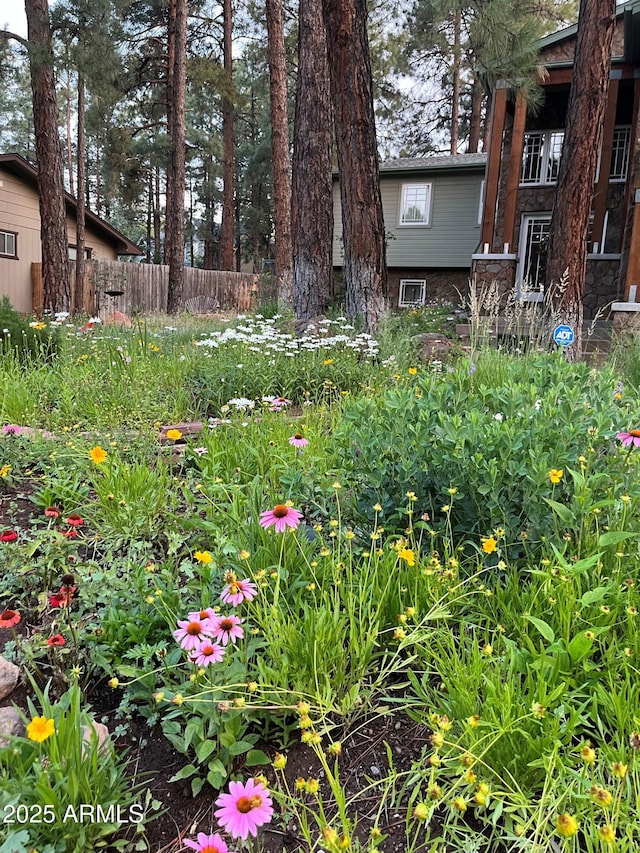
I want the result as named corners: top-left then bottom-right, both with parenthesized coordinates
top-left (1, 303), bottom-right (640, 852)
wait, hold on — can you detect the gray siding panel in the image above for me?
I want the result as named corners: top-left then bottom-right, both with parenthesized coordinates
top-left (332, 170), bottom-right (483, 269)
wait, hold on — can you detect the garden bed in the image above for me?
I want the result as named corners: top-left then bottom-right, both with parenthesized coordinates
top-left (1, 306), bottom-right (640, 853)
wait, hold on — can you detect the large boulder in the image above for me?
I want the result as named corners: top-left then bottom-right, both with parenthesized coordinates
top-left (0, 656), bottom-right (20, 701)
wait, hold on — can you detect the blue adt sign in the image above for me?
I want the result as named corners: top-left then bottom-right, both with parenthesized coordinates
top-left (553, 325), bottom-right (575, 347)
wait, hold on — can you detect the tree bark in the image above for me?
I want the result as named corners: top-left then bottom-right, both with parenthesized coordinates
top-left (321, 0), bottom-right (386, 334)
top-left (220, 0), bottom-right (235, 271)
top-left (74, 72), bottom-right (86, 315)
top-left (544, 0), bottom-right (616, 357)
top-left (25, 0), bottom-right (70, 314)
top-left (166, 0), bottom-right (187, 313)
top-left (292, 0), bottom-right (333, 322)
top-left (468, 77), bottom-right (483, 153)
top-left (266, 0), bottom-right (293, 307)
top-left (450, 7), bottom-right (461, 155)
top-left (164, 0), bottom-right (176, 267)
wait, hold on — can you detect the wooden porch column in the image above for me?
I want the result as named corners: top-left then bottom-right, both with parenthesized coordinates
top-left (501, 90), bottom-right (528, 254)
top-left (480, 83), bottom-right (508, 251)
top-left (625, 192), bottom-right (640, 300)
top-left (591, 72), bottom-right (620, 253)
top-left (620, 71), bottom-right (640, 255)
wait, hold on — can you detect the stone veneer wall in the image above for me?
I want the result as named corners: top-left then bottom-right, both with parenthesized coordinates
top-left (386, 269), bottom-right (470, 308)
top-left (470, 259), bottom-right (516, 304)
top-left (584, 257), bottom-right (621, 319)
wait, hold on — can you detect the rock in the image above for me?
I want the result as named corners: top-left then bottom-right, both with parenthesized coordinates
top-left (104, 311), bottom-right (133, 327)
top-left (81, 721), bottom-right (111, 755)
top-left (417, 333), bottom-right (454, 362)
top-left (0, 656), bottom-right (20, 701)
top-left (0, 706), bottom-right (25, 745)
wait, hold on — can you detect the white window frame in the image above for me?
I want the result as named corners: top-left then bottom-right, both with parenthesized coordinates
top-left (518, 212), bottom-right (607, 298)
top-left (521, 130), bottom-right (564, 185)
top-left (398, 279), bottom-right (426, 308)
top-left (521, 125), bottom-right (631, 186)
top-left (399, 183), bottom-right (432, 226)
top-left (517, 214), bottom-right (551, 300)
top-left (0, 230), bottom-right (17, 259)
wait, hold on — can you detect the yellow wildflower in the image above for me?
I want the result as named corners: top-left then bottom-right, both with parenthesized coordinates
top-left (549, 468), bottom-right (563, 484)
top-left (481, 536), bottom-right (497, 554)
top-left (26, 716), bottom-right (55, 743)
top-left (556, 813), bottom-right (579, 838)
top-left (89, 446), bottom-right (107, 464)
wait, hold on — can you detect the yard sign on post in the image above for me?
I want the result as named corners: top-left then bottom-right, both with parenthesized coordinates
top-left (553, 324), bottom-right (575, 347)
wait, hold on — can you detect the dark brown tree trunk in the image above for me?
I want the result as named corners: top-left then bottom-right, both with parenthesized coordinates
top-left (154, 164), bottom-right (162, 264)
top-left (468, 78), bottom-right (483, 153)
top-left (451, 7), bottom-right (461, 155)
top-left (545, 0), bottom-right (616, 357)
top-left (266, 0), bottom-right (293, 307)
top-left (74, 72), bottom-right (86, 316)
top-left (292, 0), bottom-right (333, 322)
top-left (146, 170), bottom-right (153, 263)
top-left (164, 0), bottom-right (176, 267)
top-left (220, 0), bottom-right (235, 271)
top-left (166, 0), bottom-right (187, 313)
top-left (25, 0), bottom-right (70, 314)
top-left (65, 72), bottom-right (74, 197)
top-left (321, 0), bottom-right (386, 334)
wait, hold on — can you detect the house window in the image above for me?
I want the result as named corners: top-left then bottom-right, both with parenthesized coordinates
top-left (0, 230), bottom-right (17, 259)
top-left (517, 214), bottom-right (550, 298)
top-left (521, 126), bottom-right (631, 185)
top-left (518, 212), bottom-right (606, 297)
top-left (68, 245), bottom-right (93, 260)
top-left (399, 184), bottom-right (431, 226)
top-left (521, 131), bottom-right (564, 184)
top-left (399, 279), bottom-right (426, 308)
top-left (609, 126), bottom-right (631, 181)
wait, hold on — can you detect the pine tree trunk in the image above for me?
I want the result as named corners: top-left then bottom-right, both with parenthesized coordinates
top-left (292, 0), bottom-right (333, 322)
top-left (220, 0), bottom-right (235, 271)
top-left (451, 8), bottom-right (461, 155)
top-left (266, 0), bottom-right (293, 307)
top-left (468, 78), bottom-right (483, 153)
top-left (74, 73), bottom-right (86, 316)
top-left (164, 0), bottom-right (176, 267)
top-left (166, 0), bottom-right (187, 313)
top-left (545, 0), bottom-right (616, 359)
top-left (25, 0), bottom-right (70, 314)
top-left (321, 0), bottom-right (386, 334)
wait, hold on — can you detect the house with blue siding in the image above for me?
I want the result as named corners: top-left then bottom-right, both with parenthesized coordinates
top-left (332, 153), bottom-right (486, 309)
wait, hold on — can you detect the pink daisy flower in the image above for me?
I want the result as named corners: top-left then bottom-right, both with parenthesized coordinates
top-left (183, 831), bottom-right (229, 853)
top-left (173, 617), bottom-right (213, 651)
top-left (210, 614), bottom-right (244, 646)
top-left (259, 504), bottom-right (303, 533)
top-left (617, 430), bottom-right (640, 447)
top-left (288, 433), bottom-right (309, 448)
top-left (214, 778), bottom-right (273, 840)
top-left (220, 579), bottom-right (257, 607)
top-left (188, 607), bottom-right (218, 625)
top-left (190, 639), bottom-right (225, 666)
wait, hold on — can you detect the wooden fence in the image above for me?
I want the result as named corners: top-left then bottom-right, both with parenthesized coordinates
top-left (32, 260), bottom-right (259, 316)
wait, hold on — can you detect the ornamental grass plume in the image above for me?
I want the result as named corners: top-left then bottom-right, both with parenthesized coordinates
top-left (214, 778), bottom-right (273, 840)
top-left (259, 504), bottom-right (303, 533)
top-left (183, 832), bottom-right (230, 853)
top-left (26, 715), bottom-right (55, 743)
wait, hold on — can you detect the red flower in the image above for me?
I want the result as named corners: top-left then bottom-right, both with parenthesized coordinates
top-left (49, 586), bottom-right (76, 608)
top-left (44, 506), bottom-right (61, 518)
top-left (65, 514), bottom-right (84, 527)
top-left (0, 609), bottom-right (20, 628)
top-left (0, 529), bottom-right (18, 543)
top-left (47, 634), bottom-right (65, 647)
top-left (61, 528), bottom-right (78, 539)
